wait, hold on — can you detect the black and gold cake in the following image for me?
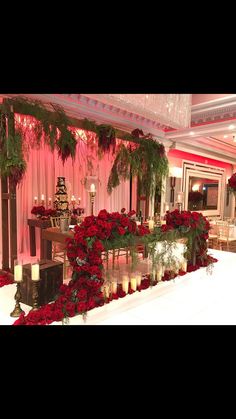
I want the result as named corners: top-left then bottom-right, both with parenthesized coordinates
top-left (54, 177), bottom-right (69, 216)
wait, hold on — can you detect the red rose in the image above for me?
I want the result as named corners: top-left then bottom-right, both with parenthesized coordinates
top-left (121, 208), bottom-right (126, 213)
top-left (128, 210), bottom-right (136, 217)
top-left (98, 209), bottom-right (109, 220)
top-left (117, 226), bottom-right (126, 235)
top-left (77, 289), bottom-right (88, 300)
top-left (85, 225), bottom-right (99, 237)
top-left (92, 240), bottom-right (104, 252)
top-left (77, 301), bottom-right (87, 313)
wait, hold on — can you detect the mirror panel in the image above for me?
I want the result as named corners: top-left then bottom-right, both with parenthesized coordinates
top-left (182, 161), bottom-right (225, 217)
top-left (188, 176), bottom-right (219, 211)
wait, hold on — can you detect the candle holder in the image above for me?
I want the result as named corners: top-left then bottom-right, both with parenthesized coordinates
top-left (10, 282), bottom-right (24, 317)
top-left (31, 279), bottom-right (40, 311)
top-left (177, 202), bottom-right (183, 213)
top-left (89, 191), bottom-right (96, 216)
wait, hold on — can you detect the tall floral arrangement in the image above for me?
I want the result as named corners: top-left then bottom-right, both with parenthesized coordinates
top-left (228, 173), bottom-right (236, 196)
top-left (164, 209), bottom-right (210, 265)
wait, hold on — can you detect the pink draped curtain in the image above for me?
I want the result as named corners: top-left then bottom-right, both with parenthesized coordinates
top-left (15, 135), bottom-right (132, 258)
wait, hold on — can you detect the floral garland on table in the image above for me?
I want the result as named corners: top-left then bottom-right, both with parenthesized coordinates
top-left (13, 209), bottom-right (150, 325)
top-left (165, 209), bottom-right (211, 266)
top-left (13, 252), bottom-right (217, 326)
top-left (31, 206), bottom-right (57, 218)
top-left (143, 209), bottom-right (212, 271)
top-left (12, 208), bottom-right (217, 326)
top-left (228, 173), bottom-right (236, 196)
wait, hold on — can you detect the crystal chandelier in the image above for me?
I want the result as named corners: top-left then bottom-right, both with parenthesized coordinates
top-left (84, 94), bottom-right (192, 129)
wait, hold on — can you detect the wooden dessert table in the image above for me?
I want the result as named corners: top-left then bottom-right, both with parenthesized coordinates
top-left (27, 218), bottom-right (51, 258)
top-left (41, 227), bottom-right (74, 260)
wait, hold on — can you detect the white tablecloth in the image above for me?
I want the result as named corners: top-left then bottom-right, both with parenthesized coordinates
top-left (1, 249), bottom-right (236, 325)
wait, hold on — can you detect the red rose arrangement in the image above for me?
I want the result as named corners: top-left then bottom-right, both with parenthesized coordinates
top-left (14, 208), bottom-right (151, 325)
top-left (188, 191), bottom-right (204, 203)
top-left (164, 209), bottom-right (210, 265)
top-left (13, 208), bottom-right (215, 326)
top-left (228, 173), bottom-right (236, 194)
top-left (31, 206), bottom-right (57, 218)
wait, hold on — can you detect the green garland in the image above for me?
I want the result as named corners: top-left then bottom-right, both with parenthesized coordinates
top-left (0, 99), bottom-right (169, 193)
top-left (107, 133), bottom-right (169, 197)
top-left (81, 118), bottom-right (117, 155)
top-left (1, 97), bottom-right (77, 163)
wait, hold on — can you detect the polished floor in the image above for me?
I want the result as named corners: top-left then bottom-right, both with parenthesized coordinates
top-left (1, 249), bottom-right (236, 325)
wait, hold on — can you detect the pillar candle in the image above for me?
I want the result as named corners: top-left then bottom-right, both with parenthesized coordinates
top-left (48, 197), bottom-right (52, 206)
top-left (31, 263), bottom-right (40, 281)
top-left (177, 192), bottom-right (183, 203)
top-left (90, 183), bottom-right (95, 193)
top-left (165, 204), bottom-right (169, 212)
top-left (182, 259), bottom-right (188, 272)
top-left (78, 197), bottom-right (81, 205)
top-left (130, 275), bottom-right (137, 291)
top-left (104, 285), bottom-right (110, 298)
top-left (136, 272), bottom-right (142, 287)
top-left (148, 219), bottom-right (154, 230)
top-left (111, 281), bottom-right (117, 294)
top-left (14, 264), bottom-right (23, 282)
top-left (122, 275), bottom-right (129, 294)
top-left (41, 194), bottom-right (45, 205)
top-left (156, 271), bottom-right (162, 282)
top-left (156, 265), bottom-right (163, 277)
top-left (34, 196), bottom-right (38, 205)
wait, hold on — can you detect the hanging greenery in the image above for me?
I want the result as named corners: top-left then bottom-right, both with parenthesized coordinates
top-left (81, 118), bottom-right (117, 155)
top-left (0, 97), bottom-right (77, 162)
top-left (107, 130), bottom-right (169, 197)
top-left (0, 118), bottom-right (26, 187)
top-left (0, 98), bottom-right (169, 192)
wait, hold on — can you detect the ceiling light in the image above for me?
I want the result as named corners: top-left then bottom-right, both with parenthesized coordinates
top-left (228, 125), bottom-right (235, 130)
top-left (84, 94), bottom-right (192, 129)
top-left (224, 135), bottom-right (228, 138)
top-left (189, 131), bottom-right (195, 135)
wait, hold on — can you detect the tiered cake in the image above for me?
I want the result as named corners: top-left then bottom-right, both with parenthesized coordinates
top-left (54, 177), bottom-right (69, 217)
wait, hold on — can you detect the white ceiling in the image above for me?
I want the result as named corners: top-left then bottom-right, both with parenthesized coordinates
top-left (1, 93), bottom-right (236, 164)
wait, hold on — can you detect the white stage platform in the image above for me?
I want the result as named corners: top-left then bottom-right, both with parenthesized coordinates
top-left (1, 249), bottom-right (236, 325)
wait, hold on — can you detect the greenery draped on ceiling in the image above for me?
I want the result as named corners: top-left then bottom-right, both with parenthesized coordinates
top-left (0, 97), bottom-right (169, 194)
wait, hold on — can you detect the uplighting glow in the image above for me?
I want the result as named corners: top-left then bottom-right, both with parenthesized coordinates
top-left (192, 184), bottom-right (200, 192)
top-left (169, 166), bottom-right (183, 178)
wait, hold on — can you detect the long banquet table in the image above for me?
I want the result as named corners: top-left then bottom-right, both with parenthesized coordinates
top-left (1, 249), bottom-right (236, 325)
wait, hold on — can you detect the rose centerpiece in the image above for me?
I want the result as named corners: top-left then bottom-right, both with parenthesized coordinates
top-left (228, 173), bottom-right (236, 197)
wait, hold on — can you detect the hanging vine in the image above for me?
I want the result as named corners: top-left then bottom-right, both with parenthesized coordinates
top-left (107, 130), bottom-right (169, 197)
top-left (0, 112), bottom-right (26, 187)
top-left (0, 98), bottom-right (169, 191)
top-left (81, 118), bottom-right (117, 156)
top-left (1, 97), bottom-right (77, 163)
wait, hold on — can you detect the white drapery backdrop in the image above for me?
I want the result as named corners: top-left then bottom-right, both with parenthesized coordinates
top-left (15, 140), bottom-right (131, 257)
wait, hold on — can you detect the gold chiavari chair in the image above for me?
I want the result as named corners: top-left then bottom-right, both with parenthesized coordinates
top-left (216, 221), bottom-right (236, 252)
top-left (50, 216), bottom-right (70, 279)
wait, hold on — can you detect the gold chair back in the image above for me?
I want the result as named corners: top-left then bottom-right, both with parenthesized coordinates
top-left (50, 216), bottom-right (61, 228)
